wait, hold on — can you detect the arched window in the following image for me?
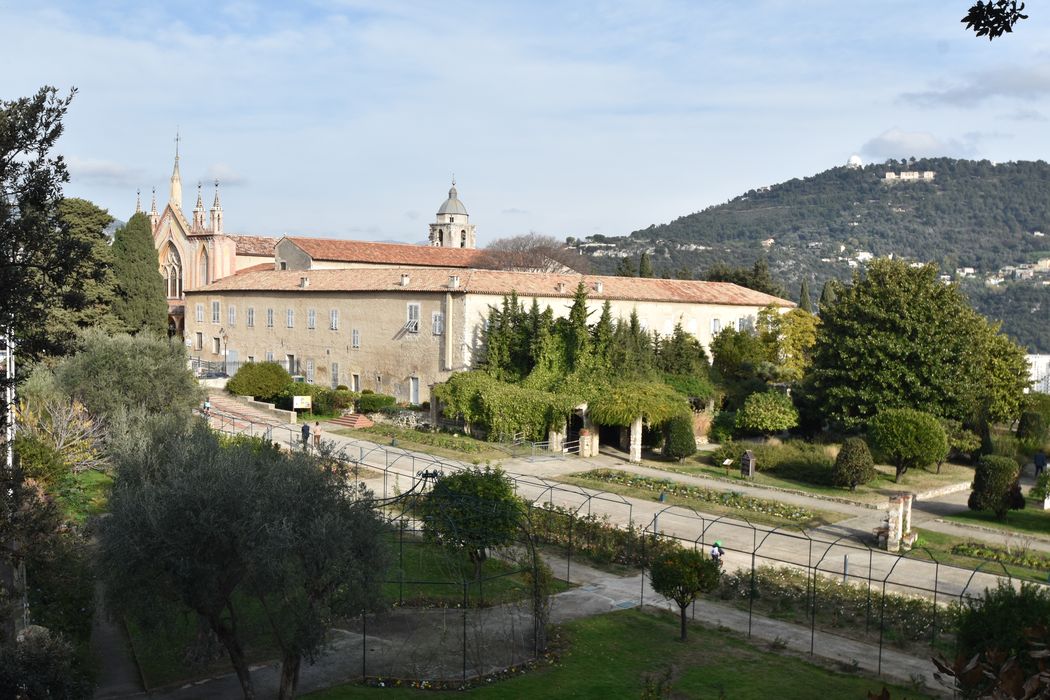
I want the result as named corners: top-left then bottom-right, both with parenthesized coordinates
top-left (198, 247), bottom-right (210, 286)
top-left (460, 230), bottom-right (467, 247)
top-left (161, 243), bottom-right (183, 299)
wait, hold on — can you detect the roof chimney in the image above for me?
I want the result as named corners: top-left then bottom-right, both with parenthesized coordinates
top-left (595, 280), bottom-right (604, 294)
top-left (556, 281), bottom-right (566, 293)
top-left (400, 273), bottom-right (411, 287)
top-left (448, 274), bottom-right (460, 289)
top-left (299, 276), bottom-right (309, 288)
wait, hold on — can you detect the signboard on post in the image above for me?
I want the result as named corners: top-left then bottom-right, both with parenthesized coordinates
top-left (292, 395), bottom-right (312, 411)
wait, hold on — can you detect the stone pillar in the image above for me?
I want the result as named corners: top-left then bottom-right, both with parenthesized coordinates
top-left (629, 416), bottom-right (643, 463)
top-left (548, 418), bottom-right (566, 453)
top-left (885, 496), bottom-right (903, 552)
top-left (901, 494), bottom-right (913, 535)
top-left (583, 413), bottom-right (599, 457)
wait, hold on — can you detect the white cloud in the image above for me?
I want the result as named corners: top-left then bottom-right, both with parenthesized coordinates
top-left (901, 64), bottom-right (1050, 108)
top-left (860, 128), bottom-right (973, 160)
top-left (202, 163), bottom-right (247, 187)
top-left (66, 156), bottom-right (142, 187)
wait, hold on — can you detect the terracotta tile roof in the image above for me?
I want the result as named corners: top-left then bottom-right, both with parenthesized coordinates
top-left (228, 234), bottom-right (279, 256)
top-left (235, 262), bottom-right (274, 275)
top-left (282, 236), bottom-right (486, 268)
top-left (194, 267), bottom-right (794, 308)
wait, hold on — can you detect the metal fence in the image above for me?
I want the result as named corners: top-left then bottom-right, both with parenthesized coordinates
top-left (203, 406), bottom-right (1048, 684)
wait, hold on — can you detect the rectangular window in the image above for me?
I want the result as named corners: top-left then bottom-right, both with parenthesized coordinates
top-left (195, 304), bottom-right (204, 323)
top-left (307, 309), bottom-right (316, 330)
top-left (407, 303), bottom-right (420, 333)
top-left (195, 332), bottom-right (203, 351)
top-left (286, 308), bottom-right (294, 328)
top-left (212, 337), bottom-right (221, 354)
top-left (228, 305), bottom-right (236, 326)
top-left (246, 307), bottom-right (255, 328)
top-left (305, 359), bottom-right (315, 383)
top-left (330, 309), bottom-right (339, 330)
top-left (331, 362), bottom-right (339, 389)
top-left (711, 318), bottom-right (721, 334)
top-left (266, 308), bottom-right (274, 328)
top-left (286, 354), bottom-right (296, 374)
top-left (265, 351), bottom-right (275, 362)
top-left (211, 301), bottom-right (220, 324)
top-left (432, 311), bottom-right (444, 335)
top-left (351, 373), bottom-right (360, 392)
top-left (351, 328), bottom-right (360, 349)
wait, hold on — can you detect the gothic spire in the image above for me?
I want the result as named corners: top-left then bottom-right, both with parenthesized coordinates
top-left (212, 179), bottom-right (221, 209)
top-left (169, 129), bottom-right (183, 210)
top-left (135, 188), bottom-right (141, 213)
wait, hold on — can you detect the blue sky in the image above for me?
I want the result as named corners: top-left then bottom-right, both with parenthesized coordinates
top-left (3, 1), bottom-right (1049, 244)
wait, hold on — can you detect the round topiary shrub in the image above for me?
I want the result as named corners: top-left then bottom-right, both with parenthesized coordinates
top-left (358, 392), bottom-right (397, 413)
top-left (735, 391), bottom-right (798, 436)
top-left (831, 437), bottom-right (876, 491)
top-left (968, 455), bottom-right (1024, 519)
top-left (662, 415), bottom-right (697, 462)
top-left (226, 362), bottom-right (292, 401)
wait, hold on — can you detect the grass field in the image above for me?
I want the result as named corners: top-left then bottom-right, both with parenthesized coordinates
top-left (306, 608), bottom-right (934, 699)
top-left (909, 528), bottom-right (1048, 583)
top-left (943, 496), bottom-right (1050, 538)
top-left (56, 468), bottom-right (112, 524)
top-left (333, 426), bottom-right (509, 462)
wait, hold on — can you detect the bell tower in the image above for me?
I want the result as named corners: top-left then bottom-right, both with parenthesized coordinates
top-left (428, 177), bottom-right (476, 249)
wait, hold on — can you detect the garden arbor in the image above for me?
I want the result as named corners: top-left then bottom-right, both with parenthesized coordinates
top-left (589, 382), bottom-right (691, 462)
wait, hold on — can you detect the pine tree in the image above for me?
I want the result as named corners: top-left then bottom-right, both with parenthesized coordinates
top-left (591, 300), bottom-right (614, 371)
top-left (638, 252), bottom-right (654, 278)
top-left (111, 212), bottom-right (167, 335)
top-left (565, 282), bottom-right (592, 371)
top-left (798, 279), bottom-right (813, 313)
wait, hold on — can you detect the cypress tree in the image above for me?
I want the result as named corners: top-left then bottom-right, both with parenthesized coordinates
top-left (799, 279), bottom-right (813, 313)
top-left (615, 257), bottom-right (635, 277)
top-left (111, 212), bottom-right (167, 334)
top-left (638, 252), bottom-right (654, 278)
top-left (565, 282), bottom-right (591, 371)
top-left (591, 300), bottom-right (614, 371)
top-left (819, 280), bottom-right (838, 309)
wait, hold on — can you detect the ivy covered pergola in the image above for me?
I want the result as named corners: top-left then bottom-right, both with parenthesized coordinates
top-left (588, 381), bottom-right (691, 462)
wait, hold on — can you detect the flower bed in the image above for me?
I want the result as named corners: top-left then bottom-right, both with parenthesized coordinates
top-left (529, 503), bottom-right (674, 568)
top-left (950, 540), bottom-right (1050, 571)
top-left (717, 566), bottom-right (960, 645)
top-left (356, 424), bottom-right (486, 454)
top-left (577, 469), bottom-right (818, 524)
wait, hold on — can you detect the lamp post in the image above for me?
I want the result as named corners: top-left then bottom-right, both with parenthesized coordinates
top-left (219, 327), bottom-right (229, 376)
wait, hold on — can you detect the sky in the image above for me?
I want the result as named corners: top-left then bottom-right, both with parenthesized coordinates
top-left (3, 1), bottom-right (1050, 244)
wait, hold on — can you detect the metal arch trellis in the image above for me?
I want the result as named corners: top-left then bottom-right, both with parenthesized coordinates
top-left (199, 407), bottom-right (1050, 685)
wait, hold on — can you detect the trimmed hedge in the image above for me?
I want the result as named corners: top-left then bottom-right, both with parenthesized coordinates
top-left (968, 455), bottom-right (1025, 519)
top-left (358, 392), bottom-right (397, 413)
top-left (831, 437), bottom-right (876, 491)
top-left (226, 361), bottom-right (291, 401)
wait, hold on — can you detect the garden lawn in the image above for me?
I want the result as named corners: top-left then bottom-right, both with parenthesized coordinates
top-left (332, 426), bottom-right (509, 462)
top-left (909, 529), bottom-right (1049, 583)
top-left (661, 454), bottom-right (974, 506)
top-left (562, 469), bottom-right (844, 529)
top-left (305, 608), bottom-right (933, 699)
top-left (943, 496), bottom-right (1050, 538)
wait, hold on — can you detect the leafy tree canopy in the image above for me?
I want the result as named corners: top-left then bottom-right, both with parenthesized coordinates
top-left (868, 408), bottom-right (947, 482)
top-left (808, 259), bottom-right (1028, 429)
top-left (735, 391), bottom-right (798, 435)
top-left (111, 212), bottom-right (167, 335)
top-left (649, 548), bottom-right (720, 641)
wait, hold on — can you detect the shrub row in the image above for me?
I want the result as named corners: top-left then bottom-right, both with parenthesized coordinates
top-left (577, 469), bottom-right (818, 523)
top-left (529, 504), bottom-right (673, 568)
top-left (950, 541), bottom-right (1050, 571)
top-left (357, 425), bottom-right (485, 454)
top-left (717, 566), bottom-right (961, 644)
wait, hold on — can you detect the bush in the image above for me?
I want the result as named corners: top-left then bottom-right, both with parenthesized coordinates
top-left (357, 392), bottom-right (397, 413)
top-left (735, 391), bottom-right (798, 435)
top-left (1016, 410), bottom-right (1048, 451)
top-left (868, 408), bottom-right (947, 483)
top-left (831, 437), bottom-right (875, 491)
top-left (662, 415), bottom-right (697, 461)
top-left (331, 389), bottom-right (358, 412)
top-left (709, 410), bottom-right (736, 444)
top-left (1032, 471), bottom-right (1050, 501)
top-left (14, 434), bottom-right (68, 486)
top-left (968, 455), bottom-right (1025, 519)
top-left (335, 384), bottom-right (349, 391)
top-left (956, 582), bottom-right (1050, 680)
top-left (276, 382), bottom-right (335, 415)
top-left (226, 362), bottom-right (292, 401)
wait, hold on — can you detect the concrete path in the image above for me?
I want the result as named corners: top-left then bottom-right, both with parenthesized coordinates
top-left (90, 585), bottom-right (145, 699)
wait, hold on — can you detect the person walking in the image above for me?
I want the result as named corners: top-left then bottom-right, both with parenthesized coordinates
top-left (710, 540), bottom-right (725, 568)
top-left (1035, 449), bottom-right (1047, 478)
top-left (301, 422), bottom-right (310, 449)
top-left (312, 421), bottom-right (322, 449)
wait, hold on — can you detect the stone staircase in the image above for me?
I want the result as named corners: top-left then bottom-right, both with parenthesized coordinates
top-left (327, 413), bottom-right (374, 429)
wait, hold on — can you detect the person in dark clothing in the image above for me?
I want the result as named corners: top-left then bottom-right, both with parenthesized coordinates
top-left (301, 422), bottom-right (311, 449)
top-left (1035, 450), bottom-right (1047, 477)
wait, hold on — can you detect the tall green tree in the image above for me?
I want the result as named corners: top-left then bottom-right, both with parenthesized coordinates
top-left (656, 323), bottom-right (708, 376)
top-left (638, 252), bottom-right (654, 278)
top-left (591, 300), bottom-right (615, 372)
top-left (808, 260), bottom-right (1028, 429)
top-left (798, 279), bottom-right (813, 313)
top-left (22, 198), bottom-right (120, 357)
top-left (704, 258), bottom-right (784, 297)
top-left (818, 279), bottom-right (838, 311)
top-left (868, 408), bottom-right (948, 482)
top-left (565, 282), bottom-right (592, 371)
top-left (111, 212), bottom-right (166, 335)
top-left (0, 87), bottom-right (82, 362)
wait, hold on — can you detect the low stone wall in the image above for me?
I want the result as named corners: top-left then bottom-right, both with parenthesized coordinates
top-left (234, 395), bottom-right (297, 424)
